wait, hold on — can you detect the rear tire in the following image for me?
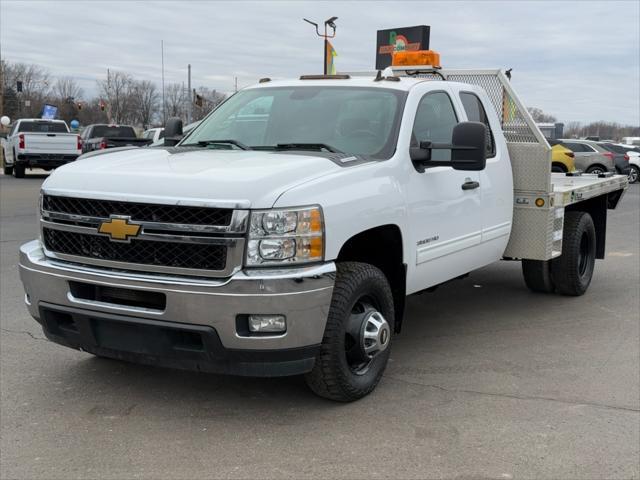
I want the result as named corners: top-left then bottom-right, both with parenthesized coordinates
top-left (551, 211), bottom-right (596, 296)
top-left (522, 259), bottom-right (555, 293)
top-left (629, 165), bottom-right (639, 184)
top-left (13, 163), bottom-right (25, 178)
top-left (2, 151), bottom-right (12, 175)
top-left (305, 262), bottom-right (394, 402)
top-left (586, 165), bottom-right (606, 175)
top-left (551, 163), bottom-right (566, 173)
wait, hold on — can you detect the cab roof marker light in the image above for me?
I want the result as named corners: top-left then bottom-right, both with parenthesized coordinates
top-left (299, 74), bottom-right (351, 80)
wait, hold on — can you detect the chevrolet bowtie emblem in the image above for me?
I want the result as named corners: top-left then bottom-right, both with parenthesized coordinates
top-left (98, 216), bottom-right (141, 242)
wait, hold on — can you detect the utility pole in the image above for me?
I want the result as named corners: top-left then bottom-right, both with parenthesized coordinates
top-left (234, 76), bottom-right (238, 93)
top-left (303, 17), bottom-right (338, 74)
top-left (106, 68), bottom-right (112, 123)
top-left (187, 64), bottom-right (192, 124)
top-left (161, 40), bottom-right (166, 125)
top-left (0, 55), bottom-right (4, 122)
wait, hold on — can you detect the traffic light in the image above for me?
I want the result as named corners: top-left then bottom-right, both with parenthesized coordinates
top-left (16, 81), bottom-right (23, 93)
top-left (99, 100), bottom-right (106, 111)
top-left (77, 102), bottom-right (83, 110)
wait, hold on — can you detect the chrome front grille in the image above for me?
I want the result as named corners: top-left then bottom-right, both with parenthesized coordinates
top-left (43, 195), bottom-right (233, 226)
top-left (40, 194), bottom-right (248, 277)
top-left (42, 228), bottom-right (227, 271)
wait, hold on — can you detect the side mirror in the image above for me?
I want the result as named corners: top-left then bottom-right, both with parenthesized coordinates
top-left (410, 121), bottom-right (487, 172)
top-left (450, 121), bottom-right (487, 171)
top-left (163, 117), bottom-right (183, 146)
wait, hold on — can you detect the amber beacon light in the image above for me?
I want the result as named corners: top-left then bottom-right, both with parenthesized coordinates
top-left (392, 50), bottom-right (441, 68)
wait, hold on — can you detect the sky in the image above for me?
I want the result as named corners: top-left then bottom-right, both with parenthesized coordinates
top-left (1, 0), bottom-right (639, 125)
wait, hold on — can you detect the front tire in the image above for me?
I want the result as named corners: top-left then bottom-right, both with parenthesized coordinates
top-left (305, 262), bottom-right (394, 402)
top-left (551, 211), bottom-right (596, 296)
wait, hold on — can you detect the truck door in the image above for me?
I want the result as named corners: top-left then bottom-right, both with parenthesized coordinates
top-left (458, 90), bottom-right (513, 260)
top-left (405, 88), bottom-right (485, 292)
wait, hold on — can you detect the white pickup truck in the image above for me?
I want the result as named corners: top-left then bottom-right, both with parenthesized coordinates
top-left (19, 66), bottom-right (627, 401)
top-left (2, 118), bottom-right (82, 178)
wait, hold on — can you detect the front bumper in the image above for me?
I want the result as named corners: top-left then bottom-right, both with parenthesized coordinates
top-left (19, 240), bottom-right (335, 376)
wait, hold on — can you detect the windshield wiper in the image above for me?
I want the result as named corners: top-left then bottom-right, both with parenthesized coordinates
top-left (191, 139), bottom-right (251, 150)
top-left (272, 143), bottom-right (343, 153)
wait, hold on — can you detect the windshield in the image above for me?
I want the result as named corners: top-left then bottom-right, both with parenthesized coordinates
top-left (18, 121), bottom-right (68, 133)
top-left (182, 86), bottom-right (406, 159)
top-left (92, 126), bottom-right (136, 138)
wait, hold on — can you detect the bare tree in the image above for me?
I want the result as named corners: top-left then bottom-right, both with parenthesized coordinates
top-left (53, 76), bottom-right (83, 102)
top-left (130, 80), bottom-right (159, 128)
top-left (165, 83), bottom-right (185, 119)
top-left (192, 86), bottom-right (227, 121)
top-left (2, 61), bottom-right (51, 118)
top-left (50, 77), bottom-right (85, 123)
top-left (527, 107), bottom-right (557, 123)
top-left (98, 70), bottom-right (132, 124)
top-left (564, 121), bottom-right (640, 141)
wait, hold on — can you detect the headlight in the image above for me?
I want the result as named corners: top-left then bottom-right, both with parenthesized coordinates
top-left (246, 206), bottom-right (324, 266)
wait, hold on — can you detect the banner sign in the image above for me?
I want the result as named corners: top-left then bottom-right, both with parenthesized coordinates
top-left (41, 104), bottom-right (58, 120)
top-left (376, 25), bottom-right (430, 69)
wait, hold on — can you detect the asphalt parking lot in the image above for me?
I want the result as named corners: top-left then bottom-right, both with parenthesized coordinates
top-left (1, 171), bottom-right (638, 480)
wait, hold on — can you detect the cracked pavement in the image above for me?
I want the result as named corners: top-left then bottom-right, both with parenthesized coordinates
top-left (1, 172), bottom-right (638, 479)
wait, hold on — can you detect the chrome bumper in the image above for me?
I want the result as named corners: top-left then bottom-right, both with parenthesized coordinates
top-left (19, 240), bottom-right (335, 351)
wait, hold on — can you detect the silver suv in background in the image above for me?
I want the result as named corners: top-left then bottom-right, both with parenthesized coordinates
top-left (559, 139), bottom-right (616, 175)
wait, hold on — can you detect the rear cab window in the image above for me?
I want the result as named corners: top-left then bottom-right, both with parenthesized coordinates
top-left (17, 121), bottom-right (68, 133)
top-left (91, 126), bottom-right (136, 138)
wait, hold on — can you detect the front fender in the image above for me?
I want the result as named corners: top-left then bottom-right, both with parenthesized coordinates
top-left (273, 162), bottom-right (408, 264)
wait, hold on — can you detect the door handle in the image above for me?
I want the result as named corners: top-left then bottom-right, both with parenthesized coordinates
top-left (461, 181), bottom-right (480, 190)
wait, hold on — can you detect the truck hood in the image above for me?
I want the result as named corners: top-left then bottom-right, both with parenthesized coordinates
top-left (43, 147), bottom-right (344, 209)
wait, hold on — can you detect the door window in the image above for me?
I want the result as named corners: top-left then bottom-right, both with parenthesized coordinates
top-left (460, 92), bottom-right (496, 157)
top-left (562, 142), bottom-right (586, 152)
top-left (412, 92), bottom-right (458, 161)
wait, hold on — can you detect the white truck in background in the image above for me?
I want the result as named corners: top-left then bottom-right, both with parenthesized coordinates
top-left (19, 59), bottom-right (627, 401)
top-left (2, 118), bottom-right (82, 178)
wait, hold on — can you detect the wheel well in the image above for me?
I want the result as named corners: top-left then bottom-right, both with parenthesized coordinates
top-left (586, 164), bottom-right (607, 172)
top-left (565, 195), bottom-right (607, 259)
top-left (337, 225), bottom-right (406, 333)
top-left (552, 162), bottom-right (567, 172)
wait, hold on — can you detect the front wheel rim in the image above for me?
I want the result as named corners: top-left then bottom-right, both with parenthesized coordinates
top-left (345, 300), bottom-right (390, 375)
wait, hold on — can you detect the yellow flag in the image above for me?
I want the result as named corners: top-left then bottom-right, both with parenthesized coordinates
top-left (326, 41), bottom-right (337, 75)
